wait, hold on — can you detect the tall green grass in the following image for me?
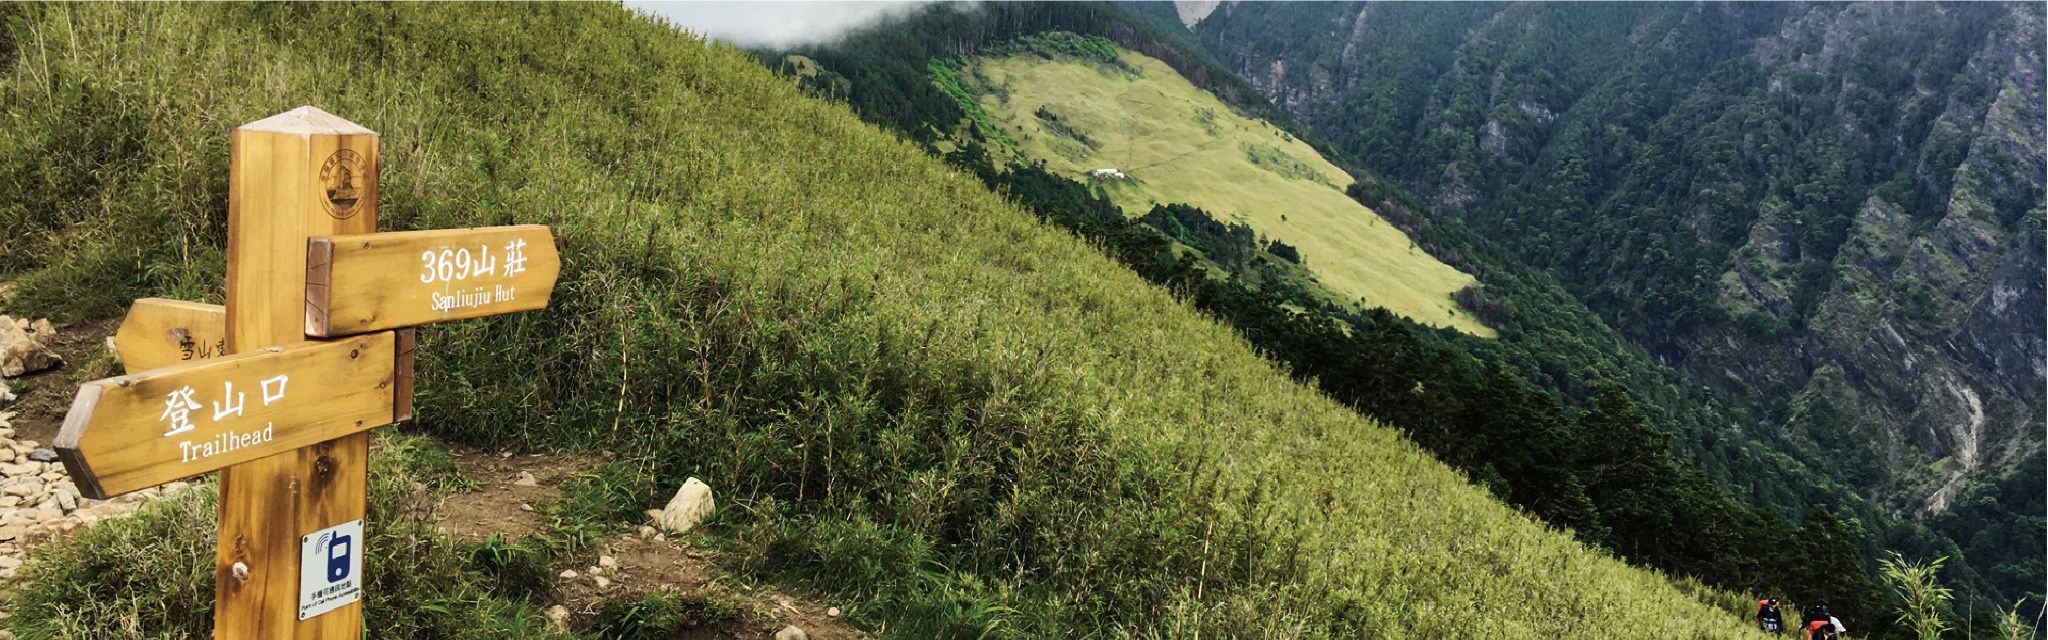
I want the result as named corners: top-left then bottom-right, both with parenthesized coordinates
top-left (0, 3), bottom-right (1756, 637)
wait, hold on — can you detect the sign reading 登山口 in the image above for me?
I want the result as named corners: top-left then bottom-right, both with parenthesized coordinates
top-left (55, 331), bottom-right (407, 499)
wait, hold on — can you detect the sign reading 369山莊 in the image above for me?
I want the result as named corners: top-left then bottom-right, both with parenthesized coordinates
top-left (305, 225), bottom-right (558, 337)
top-left (54, 331), bottom-right (409, 499)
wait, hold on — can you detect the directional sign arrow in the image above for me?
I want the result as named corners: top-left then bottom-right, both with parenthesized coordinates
top-left (305, 225), bottom-right (559, 337)
top-left (114, 298), bottom-right (228, 372)
top-left (54, 331), bottom-right (411, 499)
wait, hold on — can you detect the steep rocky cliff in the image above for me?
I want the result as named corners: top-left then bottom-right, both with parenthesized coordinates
top-left (1197, 0), bottom-right (2043, 604)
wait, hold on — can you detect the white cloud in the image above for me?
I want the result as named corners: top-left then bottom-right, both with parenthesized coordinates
top-left (625, 1), bottom-right (948, 49)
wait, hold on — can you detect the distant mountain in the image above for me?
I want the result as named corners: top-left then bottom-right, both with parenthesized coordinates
top-left (1196, 0), bottom-right (2044, 612)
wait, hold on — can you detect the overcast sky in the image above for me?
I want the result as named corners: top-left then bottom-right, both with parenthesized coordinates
top-left (625, 1), bottom-right (948, 49)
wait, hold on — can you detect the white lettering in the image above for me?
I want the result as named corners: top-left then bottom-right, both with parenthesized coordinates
top-left (212, 381), bottom-right (246, 421)
top-left (161, 386), bottom-right (201, 437)
top-left (261, 375), bottom-right (289, 406)
top-left (174, 423), bottom-right (275, 464)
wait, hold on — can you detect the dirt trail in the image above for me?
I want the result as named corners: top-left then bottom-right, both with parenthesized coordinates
top-left (440, 447), bottom-right (867, 639)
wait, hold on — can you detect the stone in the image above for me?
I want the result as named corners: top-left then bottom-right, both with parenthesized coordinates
top-left (0, 555), bottom-right (19, 569)
top-left (0, 449), bottom-right (13, 464)
top-left (643, 508), bottom-right (664, 521)
top-left (25, 449), bottom-right (55, 463)
top-left (0, 320), bottom-right (59, 378)
top-left (512, 471), bottom-right (538, 487)
top-left (1, 484), bottom-right (35, 498)
top-left (519, 503), bottom-right (533, 512)
top-left (28, 319), bottom-right (52, 337)
top-left (0, 526), bottom-right (20, 541)
top-left (0, 462), bottom-right (39, 477)
top-left (775, 626), bottom-right (808, 640)
top-left (0, 496), bottom-right (17, 507)
top-left (0, 380), bottom-right (13, 404)
top-left (54, 487), bottom-right (76, 512)
top-left (547, 605), bottom-right (570, 629)
top-left (636, 525), bottom-right (657, 539)
top-left (598, 555), bottom-right (617, 569)
top-left (558, 569), bottom-right (578, 579)
top-left (592, 575), bottom-right (611, 589)
top-left (827, 606), bottom-right (841, 618)
top-left (657, 477), bottom-right (715, 534)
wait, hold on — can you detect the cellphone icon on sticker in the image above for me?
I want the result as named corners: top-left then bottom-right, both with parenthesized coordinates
top-left (326, 533), bottom-right (352, 583)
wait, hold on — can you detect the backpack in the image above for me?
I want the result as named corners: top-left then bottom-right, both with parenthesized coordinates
top-left (1805, 619), bottom-right (1838, 640)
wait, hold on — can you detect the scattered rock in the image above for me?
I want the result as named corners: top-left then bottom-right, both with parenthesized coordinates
top-left (592, 575), bottom-right (611, 589)
top-left (827, 606), bottom-right (841, 618)
top-left (598, 554), bottom-right (617, 569)
top-left (512, 471), bottom-right (538, 487)
top-left (26, 449), bottom-right (56, 463)
top-left (0, 449), bottom-right (13, 464)
top-left (0, 316), bottom-right (61, 377)
top-left (519, 503), bottom-right (533, 512)
top-left (547, 605), bottom-right (571, 629)
top-left (775, 625), bottom-right (809, 640)
top-left (636, 525), bottom-right (657, 539)
top-left (559, 569), bottom-right (579, 579)
top-left (0, 381), bottom-right (13, 404)
top-left (0, 556), bottom-right (19, 569)
top-left (657, 477), bottom-right (715, 534)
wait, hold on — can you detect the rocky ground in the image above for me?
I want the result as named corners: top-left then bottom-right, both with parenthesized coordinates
top-left (0, 409), bottom-right (198, 582)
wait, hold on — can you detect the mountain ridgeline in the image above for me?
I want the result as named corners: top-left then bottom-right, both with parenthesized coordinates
top-left (775, 0), bottom-right (2046, 630)
top-left (1196, 0), bottom-right (2044, 614)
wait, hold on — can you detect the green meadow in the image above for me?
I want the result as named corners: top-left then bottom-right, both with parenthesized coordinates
top-left (0, 3), bottom-right (1756, 637)
top-left (961, 47), bottom-right (1495, 337)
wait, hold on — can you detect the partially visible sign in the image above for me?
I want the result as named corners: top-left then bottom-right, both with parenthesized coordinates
top-left (114, 299), bottom-right (228, 372)
top-left (297, 518), bottom-right (363, 620)
top-left (304, 225), bottom-right (559, 337)
top-left (53, 331), bottom-right (407, 499)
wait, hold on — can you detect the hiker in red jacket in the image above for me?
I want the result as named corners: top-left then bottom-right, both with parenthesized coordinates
top-left (1756, 598), bottom-right (1785, 634)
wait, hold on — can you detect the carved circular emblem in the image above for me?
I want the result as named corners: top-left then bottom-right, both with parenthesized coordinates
top-left (319, 149), bottom-right (366, 219)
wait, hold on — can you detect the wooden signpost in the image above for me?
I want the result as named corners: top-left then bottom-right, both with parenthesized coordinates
top-left (52, 106), bottom-right (559, 638)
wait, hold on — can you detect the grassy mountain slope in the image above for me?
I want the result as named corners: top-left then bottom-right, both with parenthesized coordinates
top-left (956, 45), bottom-right (1491, 336)
top-left (0, 3), bottom-right (1760, 637)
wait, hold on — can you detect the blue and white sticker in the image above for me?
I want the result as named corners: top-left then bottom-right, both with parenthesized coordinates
top-left (298, 519), bottom-right (363, 620)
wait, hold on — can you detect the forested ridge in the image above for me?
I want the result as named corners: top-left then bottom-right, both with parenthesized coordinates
top-left (1197, 0), bottom-right (2044, 618)
top-left (756, 2), bottom-right (2047, 634)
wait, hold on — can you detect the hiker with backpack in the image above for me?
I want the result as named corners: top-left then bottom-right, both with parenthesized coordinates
top-left (1801, 603), bottom-right (1847, 639)
top-left (1756, 598), bottom-right (1785, 634)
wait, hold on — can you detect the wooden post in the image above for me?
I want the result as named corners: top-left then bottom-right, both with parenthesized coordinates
top-left (218, 106), bottom-right (379, 637)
